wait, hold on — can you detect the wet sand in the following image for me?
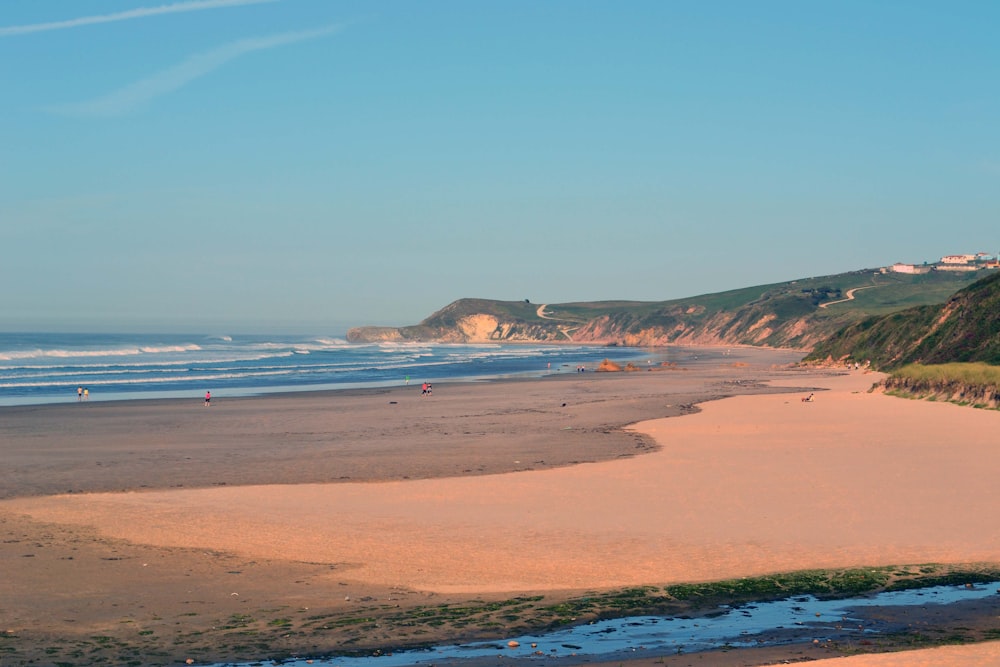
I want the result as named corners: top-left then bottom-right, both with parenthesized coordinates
top-left (2, 347), bottom-right (999, 665)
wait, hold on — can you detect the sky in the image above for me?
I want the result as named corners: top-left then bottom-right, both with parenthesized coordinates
top-left (1, 1), bottom-right (998, 334)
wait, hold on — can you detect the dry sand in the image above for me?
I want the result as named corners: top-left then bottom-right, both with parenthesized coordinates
top-left (2, 348), bottom-right (999, 666)
top-left (584, 640), bottom-right (1000, 667)
top-left (810, 641), bottom-right (1000, 665)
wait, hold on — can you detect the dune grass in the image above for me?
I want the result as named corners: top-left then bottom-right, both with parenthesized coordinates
top-left (885, 362), bottom-right (999, 409)
top-left (890, 362), bottom-right (1000, 388)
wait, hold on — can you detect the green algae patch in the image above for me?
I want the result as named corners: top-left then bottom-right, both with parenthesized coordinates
top-left (9, 563), bottom-right (1000, 666)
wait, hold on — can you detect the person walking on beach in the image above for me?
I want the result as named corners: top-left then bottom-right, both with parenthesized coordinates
top-left (421, 382), bottom-right (428, 396)
top-left (205, 390), bottom-right (211, 407)
top-left (77, 387), bottom-right (83, 401)
top-left (83, 388), bottom-right (89, 400)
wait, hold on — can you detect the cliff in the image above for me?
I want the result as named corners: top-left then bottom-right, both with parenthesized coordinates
top-left (347, 269), bottom-right (991, 350)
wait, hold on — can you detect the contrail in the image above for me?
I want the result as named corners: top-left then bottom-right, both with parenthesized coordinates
top-left (47, 24), bottom-right (342, 117)
top-left (0, 0), bottom-right (280, 37)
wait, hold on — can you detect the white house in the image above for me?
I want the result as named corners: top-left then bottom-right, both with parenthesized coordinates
top-left (890, 263), bottom-right (931, 274)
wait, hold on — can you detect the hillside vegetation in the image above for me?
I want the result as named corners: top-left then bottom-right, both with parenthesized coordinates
top-left (347, 269), bottom-right (989, 349)
top-left (805, 271), bottom-right (1000, 368)
top-left (802, 271), bottom-right (1000, 409)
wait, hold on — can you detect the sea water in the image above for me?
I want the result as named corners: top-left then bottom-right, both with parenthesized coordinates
top-left (0, 332), bottom-right (654, 406)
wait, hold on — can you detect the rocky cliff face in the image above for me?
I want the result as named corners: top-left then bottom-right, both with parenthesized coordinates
top-left (344, 326), bottom-right (406, 342)
top-left (560, 310), bottom-right (825, 349)
top-left (347, 316), bottom-right (570, 344)
top-left (347, 305), bottom-right (827, 348)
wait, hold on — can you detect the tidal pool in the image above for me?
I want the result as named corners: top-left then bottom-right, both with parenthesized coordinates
top-left (214, 582), bottom-right (1000, 667)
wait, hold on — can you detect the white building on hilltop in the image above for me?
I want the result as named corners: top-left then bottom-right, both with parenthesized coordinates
top-left (890, 263), bottom-right (931, 274)
top-left (936, 263), bottom-right (979, 272)
top-left (940, 254), bottom-right (977, 264)
top-left (886, 252), bottom-right (998, 274)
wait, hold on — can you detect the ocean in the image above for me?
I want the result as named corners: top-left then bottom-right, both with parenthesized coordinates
top-left (0, 332), bottom-right (650, 406)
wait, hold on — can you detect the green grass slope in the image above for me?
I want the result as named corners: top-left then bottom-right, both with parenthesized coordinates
top-left (806, 271), bottom-right (1000, 368)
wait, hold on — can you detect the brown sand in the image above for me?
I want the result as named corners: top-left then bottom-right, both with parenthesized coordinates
top-left (2, 348), bottom-right (999, 665)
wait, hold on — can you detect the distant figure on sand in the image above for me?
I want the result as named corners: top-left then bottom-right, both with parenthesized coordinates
top-left (421, 382), bottom-right (428, 396)
top-left (77, 387), bottom-right (83, 401)
top-left (205, 391), bottom-right (211, 406)
top-left (801, 393), bottom-right (814, 403)
top-left (83, 388), bottom-right (89, 400)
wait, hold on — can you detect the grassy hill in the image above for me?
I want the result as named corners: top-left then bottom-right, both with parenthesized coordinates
top-left (348, 268), bottom-right (991, 349)
top-left (805, 271), bottom-right (1000, 368)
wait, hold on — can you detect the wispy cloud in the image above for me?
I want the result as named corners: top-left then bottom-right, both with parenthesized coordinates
top-left (46, 25), bottom-right (342, 118)
top-left (0, 0), bottom-right (279, 37)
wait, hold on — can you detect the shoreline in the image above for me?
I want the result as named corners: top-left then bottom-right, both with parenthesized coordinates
top-left (0, 336), bottom-right (653, 409)
top-left (0, 341), bottom-right (807, 409)
top-left (0, 348), bottom-right (810, 501)
top-left (2, 348), bottom-right (999, 665)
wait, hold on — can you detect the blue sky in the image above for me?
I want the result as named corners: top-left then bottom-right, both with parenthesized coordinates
top-left (1, 1), bottom-right (997, 334)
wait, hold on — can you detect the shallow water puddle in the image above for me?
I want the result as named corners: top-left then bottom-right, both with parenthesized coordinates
top-left (216, 583), bottom-right (1000, 666)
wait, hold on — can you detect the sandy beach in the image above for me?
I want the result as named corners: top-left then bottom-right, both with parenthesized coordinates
top-left (2, 347), bottom-right (999, 666)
